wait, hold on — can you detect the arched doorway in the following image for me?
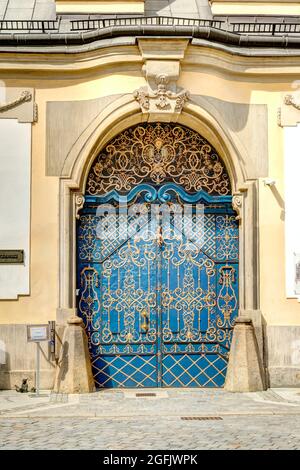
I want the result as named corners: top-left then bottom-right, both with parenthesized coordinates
top-left (76, 123), bottom-right (239, 388)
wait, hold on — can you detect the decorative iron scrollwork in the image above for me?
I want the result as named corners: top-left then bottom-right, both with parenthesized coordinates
top-left (87, 123), bottom-right (231, 196)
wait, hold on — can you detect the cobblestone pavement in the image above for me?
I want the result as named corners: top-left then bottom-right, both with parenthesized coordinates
top-left (0, 388), bottom-right (300, 450)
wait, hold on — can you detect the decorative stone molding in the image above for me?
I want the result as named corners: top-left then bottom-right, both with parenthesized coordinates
top-left (284, 93), bottom-right (300, 110)
top-left (0, 88), bottom-right (37, 123)
top-left (0, 90), bottom-right (32, 113)
top-left (277, 107), bottom-right (282, 127)
top-left (33, 102), bottom-right (38, 123)
top-left (279, 91), bottom-right (300, 127)
top-left (137, 38), bottom-right (189, 63)
top-left (134, 38), bottom-right (190, 120)
top-left (75, 193), bottom-right (85, 219)
top-left (232, 194), bottom-right (243, 221)
top-left (134, 74), bottom-right (189, 115)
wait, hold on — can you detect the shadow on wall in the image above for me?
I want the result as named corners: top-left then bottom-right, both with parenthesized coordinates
top-left (55, 341), bottom-right (69, 386)
top-left (269, 184), bottom-right (285, 222)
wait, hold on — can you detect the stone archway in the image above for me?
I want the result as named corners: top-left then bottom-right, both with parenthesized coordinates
top-left (76, 122), bottom-right (239, 388)
top-left (54, 98), bottom-right (264, 393)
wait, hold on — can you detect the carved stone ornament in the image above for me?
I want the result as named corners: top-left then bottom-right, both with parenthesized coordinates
top-left (0, 90), bottom-right (32, 113)
top-left (134, 74), bottom-right (189, 114)
top-left (75, 193), bottom-right (85, 219)
top-left (232, 195), bottom-right (243, 221)
top-left (284, 93), bottom-right (300, 110)
top-left (277, 107), bottom-right (282, 127)
top-left (33, 102), bottom-right (38, 123)
top-left (279, 92), bottom-right (300, 127)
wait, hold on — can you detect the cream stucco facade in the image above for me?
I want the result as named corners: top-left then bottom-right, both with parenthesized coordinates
top-left (210, 1), bottom-right (300, 15)
top-left (56, 1), bottom-right (145, 13)
top-left (1, 0), bottom-right (300, 390)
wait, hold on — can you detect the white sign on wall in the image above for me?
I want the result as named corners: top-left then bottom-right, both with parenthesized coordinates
top-left (0, 118), bottom-right (31, 300)
top-left (284, 125), bottom-right (300, 298)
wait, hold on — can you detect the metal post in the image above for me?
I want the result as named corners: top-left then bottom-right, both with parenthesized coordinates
top-left (36, 342), bottom-right (40, 396)
top-left (49, 320), bottom-right (56, 361)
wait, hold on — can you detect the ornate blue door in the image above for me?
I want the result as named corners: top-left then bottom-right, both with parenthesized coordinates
top-left (77, 188), bottom-right (160, 388)
top-left (159, 185), bottom-right (238, 387)
top-left (77, 123), bottom-right (239, 388)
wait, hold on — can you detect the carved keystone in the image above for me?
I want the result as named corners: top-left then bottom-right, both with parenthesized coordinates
top-left (134, 73), bottom-right (189, 115)
top-left (224, 317), bottom-right (266, 392)
top-left (53, 315), bottom-right (95, 394)
top-left (134, 39), bottom-right (190, 120)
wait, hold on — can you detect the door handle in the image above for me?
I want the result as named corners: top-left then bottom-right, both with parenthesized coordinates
top-left (141, 310), bottom-right (149, 333)
top-left (157, 226), bottom-right (163, 247)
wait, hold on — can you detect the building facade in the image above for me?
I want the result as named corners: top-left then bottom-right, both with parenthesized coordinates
top-left (0, 0), bottom-right (300, 391)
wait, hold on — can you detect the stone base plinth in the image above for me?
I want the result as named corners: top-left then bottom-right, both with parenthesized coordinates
top-left (225, 317), bottom-right (265, 392)
top-left (53, 316), bottom-right (95, 394)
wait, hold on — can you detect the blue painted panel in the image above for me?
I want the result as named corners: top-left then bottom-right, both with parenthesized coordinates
top-left (93, 355), bottom-right (158, 388)
top-left (162, 354), bottom-right (227, 388)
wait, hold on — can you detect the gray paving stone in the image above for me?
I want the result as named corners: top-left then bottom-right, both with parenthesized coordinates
top-left (1, 389), bottom-right (300, 449)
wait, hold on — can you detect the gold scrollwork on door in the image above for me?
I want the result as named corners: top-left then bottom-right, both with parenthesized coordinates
top-left (101, 269), bottom-right (157, 345)
top-left (87, 123), bottom-right (231, 196)
top-left (78, 267), bottom-right (101, 333)
top-left (217, 265), bottom-right (237, 328)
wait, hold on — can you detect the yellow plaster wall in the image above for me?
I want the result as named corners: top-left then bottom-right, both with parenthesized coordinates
top-left (0, 94), bottom-right (59, 325)
top-left (0, 72), bottom-right (145, 325)
top-left (0, 61), bottom-right (299, 327)
top-left (178, 71), bottom-right (300, 325)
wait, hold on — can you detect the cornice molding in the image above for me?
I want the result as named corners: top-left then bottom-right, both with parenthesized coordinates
top-left (1, 38), bottom-right (300, 78)
top-left (0, 22), bottom-right (300, 51)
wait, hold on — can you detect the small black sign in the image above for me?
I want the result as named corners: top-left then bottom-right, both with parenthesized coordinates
top-left (0, 250), bottom-right (24, 264)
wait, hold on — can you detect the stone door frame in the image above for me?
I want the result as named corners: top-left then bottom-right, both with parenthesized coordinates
top-left (56, 96), bottom-right (263, 368)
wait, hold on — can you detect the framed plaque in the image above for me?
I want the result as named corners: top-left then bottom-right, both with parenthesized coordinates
top-left (0, 250), bottom-right (24, 264)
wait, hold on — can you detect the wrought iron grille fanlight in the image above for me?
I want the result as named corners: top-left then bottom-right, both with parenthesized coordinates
top-left (86, 123), bottom-right (231, 196)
